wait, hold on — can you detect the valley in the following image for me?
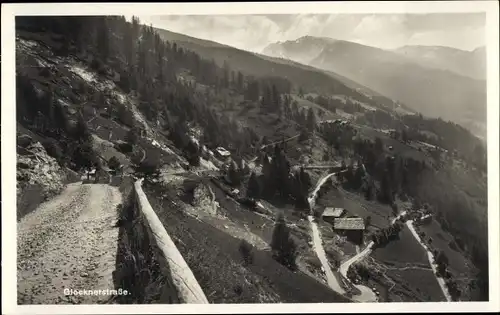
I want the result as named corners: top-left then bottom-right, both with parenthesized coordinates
top-left (14, 15), bottom-right (488, 304)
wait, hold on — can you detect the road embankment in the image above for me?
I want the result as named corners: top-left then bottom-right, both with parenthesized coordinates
top-left (114, 178), bottom-right (208, 304)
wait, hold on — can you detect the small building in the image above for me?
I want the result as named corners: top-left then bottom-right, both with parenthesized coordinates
top-left (322, 207), bottom-right (346, 224)
top-left (215, 147), bottom-right (231, 161)
top-left (84, 168), bottom-right (97, 181)
top-left (416, 213), bottom-right (433, 226)
top-left (333, 217), bottom-right (366, 245)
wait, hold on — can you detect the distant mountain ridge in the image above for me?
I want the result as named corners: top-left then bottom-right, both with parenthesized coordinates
top-left (392, 45), bottom-right (486, 80)
top-left (262, 36), bottom-right (486, 138)
top-left (153, 28), bottom-right (401, 110)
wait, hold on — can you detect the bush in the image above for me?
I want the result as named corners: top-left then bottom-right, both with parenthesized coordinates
top-left (108, 156), bottom-right (121, 171)
top-left (233, 284), bottom-right (243, 296)
top-left (117, 105), bottom-right (135, 128)
top-left (126, 129), bottom-right (139, 146)
top-left (239, 240), bottom-right (254, 266)
top-left (116, 142), bottom-right (133, 154)
top-left (91, 58), bottom-right (107, 76)
top-left (305, 255), bottom-right (322, 269)
top-left (238, 197), bottom-right (257, 210)
top-left (134, 161), bottom-right (160, 182)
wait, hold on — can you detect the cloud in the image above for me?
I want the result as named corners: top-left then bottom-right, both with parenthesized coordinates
top-left (135, 13), bottom-right (486, 52)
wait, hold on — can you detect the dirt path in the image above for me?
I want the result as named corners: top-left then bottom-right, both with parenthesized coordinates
top-left (259, 134), bottom-right (300, 150)
top-left (307, 172), bottom-right (336, 209)
top-left (339, 241), bottom-right (378, 302)
top-left (308, 216), bottom-right (346, 295)
top-left (139, 147), bottom-right (146, 163)
top-left (17, 182), bottom-right (123, 304)
top-left (406, 220), bottom-right (452, 302)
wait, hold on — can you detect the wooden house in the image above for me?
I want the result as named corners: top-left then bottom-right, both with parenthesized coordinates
top-left (333, 217), bottom-right (366, 245)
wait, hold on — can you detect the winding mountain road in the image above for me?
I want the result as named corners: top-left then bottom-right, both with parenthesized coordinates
top-left (339, 242), bottom-right (378, 303)
top-left (17, 182), bottom-right (123, 304)
top-left (308, 216), bottom-right (346, 295)
top-left (307, 170), bottom-right (378, 302)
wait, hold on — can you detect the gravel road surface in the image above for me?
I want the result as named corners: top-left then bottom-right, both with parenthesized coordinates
top-left (17, 183), bottom-right (123, 304)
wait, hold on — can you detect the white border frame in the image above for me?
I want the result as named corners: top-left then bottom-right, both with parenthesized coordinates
top-left (2, 2), bottom-right (499, 314)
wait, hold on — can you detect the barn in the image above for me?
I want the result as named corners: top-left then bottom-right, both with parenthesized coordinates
top-left (333, 217), bottom-right (366, 245)
top-left (322, 207), bottom-right (346, 224)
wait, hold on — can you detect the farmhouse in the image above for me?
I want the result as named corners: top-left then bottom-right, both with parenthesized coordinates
top-left (333, 217), bottom-right (365, 245)
top-left (215, 146), bottom-right (231, 161)
top-left (322, 207), bottom-right (346, 224)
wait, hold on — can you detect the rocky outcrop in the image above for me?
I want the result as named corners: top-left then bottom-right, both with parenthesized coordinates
top-left (192, 184), bottom-right (218, 216)
top-left (16, 135), bottom-right (69, 219)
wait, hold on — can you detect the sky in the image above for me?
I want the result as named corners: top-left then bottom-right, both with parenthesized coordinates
top-left (133, 13), bottom-right (486, 53)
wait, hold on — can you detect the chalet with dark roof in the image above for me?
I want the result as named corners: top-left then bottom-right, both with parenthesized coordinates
top-left (333, 217), bottom-right (365, 245)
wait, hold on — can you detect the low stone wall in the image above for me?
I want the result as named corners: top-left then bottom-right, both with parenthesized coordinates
top-left (114, 178), bottom-right (208, 304)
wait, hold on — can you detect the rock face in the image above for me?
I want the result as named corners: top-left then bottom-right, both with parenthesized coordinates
top-left (17, 135), bottom-right (68, 218)
top-left (192, 184), bottom-right (218, 216)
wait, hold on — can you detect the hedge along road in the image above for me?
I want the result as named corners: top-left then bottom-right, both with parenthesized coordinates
top-left (17, 182), bottom-right (123, 304)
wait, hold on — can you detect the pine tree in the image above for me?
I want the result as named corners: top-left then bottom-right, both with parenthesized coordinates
top-left (108, 156), bottom-right (121, 171)
top-left (247, 172), bottom-right (260, 198)
top-left (271, 84), bottom-right (281, 113)
top-left (228, 160), bottom-right (241, 186)
top-left (271, 213), bottom-right (297, 270)
top-left (375, 137), bottom-right (384, 155)
top-left (306, 107), bottom-right (317, 133)
top-left (53, 101), bottom-right (69, 136)
top-left (72, 140), bottom-right (96, 172)
top-left (402, 129), bottom-right (409, 143)
top-left (126, 128), bottom-right (138, 146)
top-left (237, 71), bottom-right (244, 91)
top-left (73, 113), bottom-right (92, 142)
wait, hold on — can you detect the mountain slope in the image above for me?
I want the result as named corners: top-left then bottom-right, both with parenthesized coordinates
top-left (15, 16), bottom-right (353, 304)
top-left (14, 16), bottom-right (488, 303)
top-left (153, 28), bottom-right (398, 110)
top-left (392, 45), bottom-right (486, 80)
top-left (262, 36), bottom-right (487, 138)
top-left (263, 35), bottom-right (338, 65)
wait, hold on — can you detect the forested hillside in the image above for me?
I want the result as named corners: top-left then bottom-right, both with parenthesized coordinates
top-left (15, 15), bottom-right (488, 302)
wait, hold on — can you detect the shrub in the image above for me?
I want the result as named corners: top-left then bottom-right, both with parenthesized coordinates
top-left (238, 197), bottom-right (257, 210)
top-left (233, 285), bottom-right (243, 296)
top-left (91, 58), bottom-right (107, 76)
top-left (108, 156), bottom-right (121, 171)
top-left (126, 129), bottom-right (139, 146)
top-left (134, 161), bottom-right (160, 182)
top-left (116, 142), bottom-right (133, 154)
top-left (239, 240), bottom-right (254, 266)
